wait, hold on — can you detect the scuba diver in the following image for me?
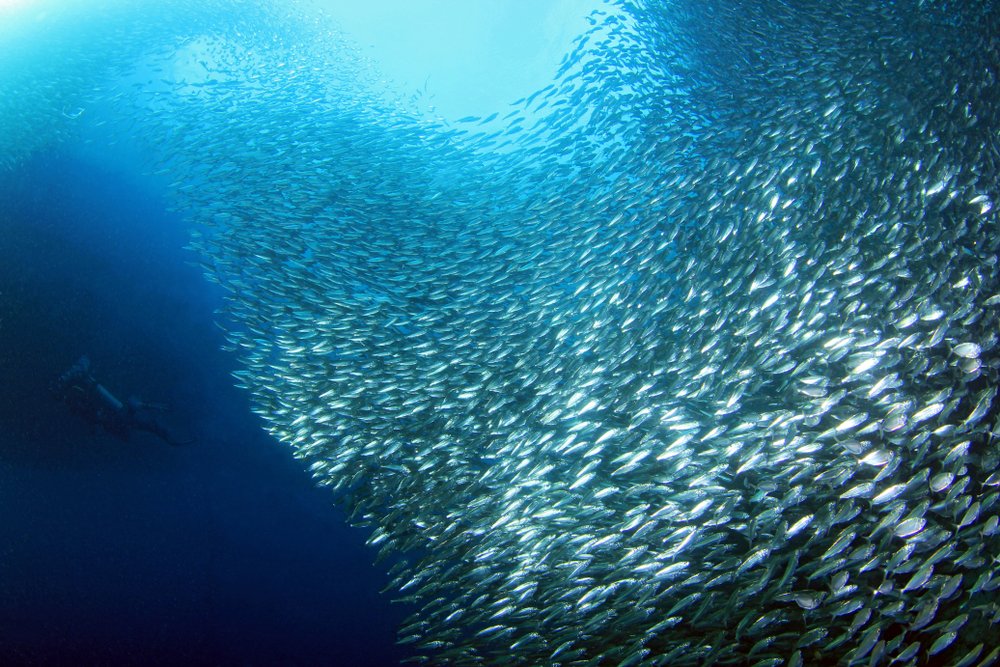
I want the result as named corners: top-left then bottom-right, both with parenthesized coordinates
top-left (52, 355), bottom-right (192, 446)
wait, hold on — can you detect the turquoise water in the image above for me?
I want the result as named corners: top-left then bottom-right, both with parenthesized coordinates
top-left (2, 1), bottom-right (999, 664)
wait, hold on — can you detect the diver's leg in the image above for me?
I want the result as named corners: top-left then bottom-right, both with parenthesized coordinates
top-left (135, 417), bottom-right (191, 446)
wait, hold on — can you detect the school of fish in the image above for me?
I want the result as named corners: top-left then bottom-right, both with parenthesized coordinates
top-left (3, 0), bottom-right (1000, 664)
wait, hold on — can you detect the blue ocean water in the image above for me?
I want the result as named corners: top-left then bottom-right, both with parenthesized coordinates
top-left (3, 0), bottom-right (998, 664)
top-left (0, 151), bottom-right (410, 665)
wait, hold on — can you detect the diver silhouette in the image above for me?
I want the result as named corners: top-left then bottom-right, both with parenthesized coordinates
top-left (52, 355), bottom-right (192, 446)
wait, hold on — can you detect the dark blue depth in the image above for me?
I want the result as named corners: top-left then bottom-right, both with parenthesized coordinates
top-left (0, 152), bottom-right (410, 666)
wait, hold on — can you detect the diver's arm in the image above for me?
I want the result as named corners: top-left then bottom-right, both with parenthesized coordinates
top-left (95, 383), bottom-right (125, 413)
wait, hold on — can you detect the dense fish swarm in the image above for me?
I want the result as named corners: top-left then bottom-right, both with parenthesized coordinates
top-left (5, 0), bottom-right (1000, 664)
